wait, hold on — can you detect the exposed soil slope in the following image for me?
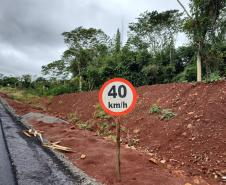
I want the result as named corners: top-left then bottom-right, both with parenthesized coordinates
top-left (1, 81), bottom-right (225, 185)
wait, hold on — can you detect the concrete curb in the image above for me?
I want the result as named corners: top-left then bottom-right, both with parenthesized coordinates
top-left (0, 97), bottom-right (101, 185)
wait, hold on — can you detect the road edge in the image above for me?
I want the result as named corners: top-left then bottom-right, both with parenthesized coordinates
top-left (0, 97), bottom-right (101, 185)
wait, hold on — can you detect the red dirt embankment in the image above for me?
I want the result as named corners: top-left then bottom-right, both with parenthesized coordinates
top-left (1, 81), bottom-right (225, 185)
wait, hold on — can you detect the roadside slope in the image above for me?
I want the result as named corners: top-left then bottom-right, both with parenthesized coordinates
top-left (1, 80), bottom-right (225, 184)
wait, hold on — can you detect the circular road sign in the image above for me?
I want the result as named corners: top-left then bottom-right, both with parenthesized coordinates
top-left (99, 78), bottom-right (137, 116)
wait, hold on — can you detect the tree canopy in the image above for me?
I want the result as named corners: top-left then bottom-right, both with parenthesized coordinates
top-left (1, 1), bottom-right (225, 96)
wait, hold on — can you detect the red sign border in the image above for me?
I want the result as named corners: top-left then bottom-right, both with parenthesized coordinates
top-left (99, 78), bottom-right (137, 116)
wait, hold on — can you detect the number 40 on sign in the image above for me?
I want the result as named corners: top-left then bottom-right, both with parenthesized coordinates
top-left (99, 78), bottom-right (137, 116)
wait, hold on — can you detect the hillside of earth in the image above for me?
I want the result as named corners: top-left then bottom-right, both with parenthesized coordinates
top-left (0, 80), bottom-right (225, 185)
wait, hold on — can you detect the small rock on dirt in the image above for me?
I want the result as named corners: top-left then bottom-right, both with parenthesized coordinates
top-left (166, 164), bottom-right (172, 169)
top-left (193, 178), bottom-right (200, 184)
top-left (149, 158), bottom-right (158, 164)
top-left (187, 124), bottom-right (192, 129)
top-left (80, 154), bottom-right (86, 159)
top-left (133, 128), bottom-right (140, 134)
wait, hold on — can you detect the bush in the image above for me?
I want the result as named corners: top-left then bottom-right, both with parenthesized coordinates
top-left (160, 109), bottom-right (176, 120)
top-left (149, 104), bottom-right (176, 121)
top-left (0, 87), bottom-right (40, 104)
top-left (97, 122), bottom-right (112, 136)
top-left (173, 65), bottom-right (196, 82)
top-left (93, 104), bottom-right (111, 119)
top-left (172, 71), bottom-right (187, 82)
top-left (43, 84), bottom-right (75, 96)
top-left (149, 104), bottom-right (161, 114)
top-left (77, 121), bottom-right (94, 131)
top-left (208, 72), bottom-right (221, 82)
top-left (184, 65), bottom-right (197, 82)
top-left (67, 112), bottom-right (79, 123)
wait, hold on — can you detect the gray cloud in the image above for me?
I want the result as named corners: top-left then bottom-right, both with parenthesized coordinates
top-left (0, 0), bottom-right (189, 76)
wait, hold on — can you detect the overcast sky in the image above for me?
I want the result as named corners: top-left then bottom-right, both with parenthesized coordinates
top-left (0, 0), bottom-right (189, 76)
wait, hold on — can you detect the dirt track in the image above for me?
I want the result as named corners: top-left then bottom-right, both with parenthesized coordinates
top-left (1, 81), bottom-right (225, 185)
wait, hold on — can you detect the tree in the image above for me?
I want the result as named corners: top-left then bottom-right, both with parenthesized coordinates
top-left (62, 27), bottom-right (109, 91)
top-left (114, 29), bottom-right (121, 54)
top-left (178, 0), bottom-right (226, 81)
top-left (38, 3), bottom-right (225, 94)
top-left (21, 75), bottom-right (32, 88)
top-left (127, 10), bottom-right (183, 84)
top-left (41, 60), bottom-right (69, 80)
top-left (1, 76), bottom-right (19, 87)
top-left (129, 10), bottom-right (182, 54)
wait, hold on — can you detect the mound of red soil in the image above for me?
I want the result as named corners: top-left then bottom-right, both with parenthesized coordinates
top-left (1, 81), bottom-right (225, 185)
top-left (31, 120), bottom-right (199, 185)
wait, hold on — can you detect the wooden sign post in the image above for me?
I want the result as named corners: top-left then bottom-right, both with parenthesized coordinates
top-left (115, 117), bottom-right (121, 181)
top-left (99, 78), bottom-right (137, 182)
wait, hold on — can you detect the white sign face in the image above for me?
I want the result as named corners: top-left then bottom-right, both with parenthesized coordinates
top-left (99, 78), bottom-right (137, 116)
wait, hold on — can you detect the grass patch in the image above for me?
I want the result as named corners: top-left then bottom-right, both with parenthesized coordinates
top-left (149, 103), bottom-right (176, 121)
top-left (67, 112), bottom-right (79, 123)
top-left (93, 103), bottom-right (111, 119)
top-left (98, 122), bottom-right (109, 130)
top-left (66, 112), bottom-right (95, 132)
top-left (97, 122), bottom-right (110, 136)
top-left (128, 138), bottom-right (140, 147)
top-left (149, 104), bottom-right (161, 114)
top-left (105, 134), bottom-right (117, 142)
top-left (0, 87), bottom-right (41, 104)
top-left (97, 122), bottom-right (117, 137)
top-left (160, 109), bottom-right (176, 120)
top-left (77, 121), bottom-right (94, 131)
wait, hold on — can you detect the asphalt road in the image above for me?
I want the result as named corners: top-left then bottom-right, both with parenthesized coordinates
top-left (0, 103), bottom-right (98, 185)
top-left (0, 115), bottom-right (16, 185)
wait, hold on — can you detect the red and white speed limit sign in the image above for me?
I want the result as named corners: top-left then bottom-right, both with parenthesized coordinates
top-left (99, 78), bottom-right (137, 116)
top-left (99, 78), bottom-right (137, 181)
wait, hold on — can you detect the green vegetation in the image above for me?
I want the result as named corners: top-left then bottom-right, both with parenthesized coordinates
top-left (98, 122), bottom-right (109, 131)
top-left (67, 112), bottom-right (94, 131)
top-left (106, 135), bottom-right (117, 142)
top-left (150, 103), bottom-right (176, 121)
top-left (67, 112), bottom-right (79, 123)
top-left (150, 104), bottom-right (161, 114)
top-left (160, 109), bottom-right (176, 120)
top-left (0, 87), bottom-right (40, 103)
top-left (0, 0), bottom-right (225, 96)
top-left (76, 121), bottom-right (94, 131)
top-left (128, 138), bottom-right (140, 147)
top-left (93, 104), bottom-right (111, 119)
top-left (208, 72), bottom-right (222, 82)
top-left (97, 122), bottom-right (112, 136)
top-left (96, 122), bottom-right (117, 138)
top-left (179, 0), bottom-right (226, 81)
